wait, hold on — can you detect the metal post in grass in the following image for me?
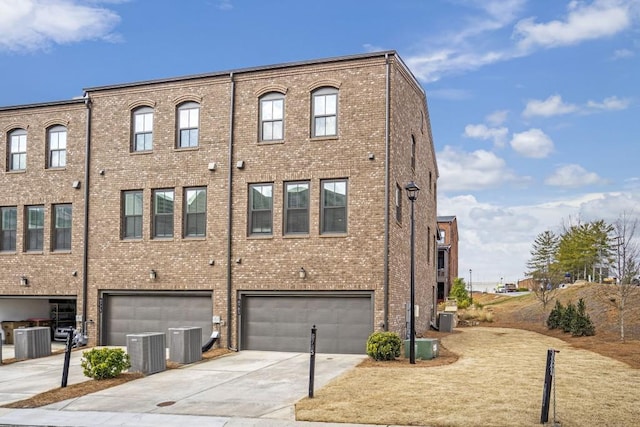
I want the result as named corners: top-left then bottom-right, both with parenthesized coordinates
top-left (309, 324), bottom-right (317, 398)
top-left (540, 348), bottom-right (559, 424)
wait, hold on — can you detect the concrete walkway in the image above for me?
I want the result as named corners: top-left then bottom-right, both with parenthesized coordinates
top-left (0, 346), bottom-right (371, 426)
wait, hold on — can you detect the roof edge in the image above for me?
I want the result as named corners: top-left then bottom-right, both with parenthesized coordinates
top-left (0, 97), bottom-right (85, 112)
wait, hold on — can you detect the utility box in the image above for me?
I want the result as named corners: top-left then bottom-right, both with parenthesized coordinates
top-left (404, 338), bottom-right (439, 360)
top-left (168, 327), bottom-right (202, 364)
top-left (439, 312), bottom-right (454, 333)
top-left (127, 332), bottom-right (166, 375)
top-left (14, 327), bottom-right (51, 360)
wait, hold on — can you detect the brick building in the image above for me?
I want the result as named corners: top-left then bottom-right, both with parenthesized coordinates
top-left (437, 215), bottom-right (459, 302)
top-left (0, 51), bottom-right (439, 354)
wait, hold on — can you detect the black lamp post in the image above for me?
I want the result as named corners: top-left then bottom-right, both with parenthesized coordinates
top-left (405, 181), bottom-right (420, 364)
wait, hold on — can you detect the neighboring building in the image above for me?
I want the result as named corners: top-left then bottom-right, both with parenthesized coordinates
top-left (437, 215), bottom-right (458, 302)
top-left (0, 51), bottom-right (439, 354)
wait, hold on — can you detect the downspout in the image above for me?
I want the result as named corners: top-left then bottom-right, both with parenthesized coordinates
top-left (81, 93), bottom-right (92, 338)
top-left (383, 53), bottom-right (391, 331)
top-left (226, 73), bottom-right (237, 350)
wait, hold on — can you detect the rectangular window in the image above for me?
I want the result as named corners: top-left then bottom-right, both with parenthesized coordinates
top-left (312, 88), bottom-right (337, 137)
top-left (0, 206), bottom-right (17, 252)
top-left (178, 103), bottom-right (199, 148)
top-left (285, 181), bottom-right (309, 234)
top-left (260, 95), bottom-right (284, 141)
top-left (249, 183), bottom-right (273, 235)
top-left (184, 187), bottom-right (206, 237)
top-left (438, 229), bottom-right (445, 243)
top-left (9, 130), bottom-right (27, 171)
top-left (25, 205), bottom-right (44, 251)
top-left (48, 126), bottom-right (67, 168)
top-left (411, 136), bottom-right (416, 171)
top-left (321, 179), bottom-right (347, 234)
top-left (53, 204), bottom-right (72, 251)
top-left (395, 184), bottom-right (402, 223)
top-left (122, 190), bottom-right (143, 239)
top-left (133, 108), bottom-right (153, 151)
top-left (153, 189), bottom-right (174, 238)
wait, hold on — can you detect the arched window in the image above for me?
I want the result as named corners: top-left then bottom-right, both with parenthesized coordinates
top-left (132, 106), bottom-right (154, 151)
top-left (177, 102), bottom-right (200, 148)
top-left (312, 87), bottom-right (338, 137)
top-left (259, 93), bottom-right (284, 141)
top-left (8, 128), bottom-right (27, 171)
top-left (48, 125), bottom-right (67, 168)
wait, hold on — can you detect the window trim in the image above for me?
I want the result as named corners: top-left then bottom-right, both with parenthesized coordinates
top-left (25, 205), bottom-right (45, 252)
top-left (8, 128), bottom-right (27, 171)
top-left (52, 204), bottom-right (72, 251)
top-left (131, 107), bottom-right (154, 152)
top-left (177, 102), bottom-right (200, 149)
top-left (259, 92), bottom-right (285, 142)
top-left (153, 188), bottom-right (175, 239)
top-left (284, 181), bottom-right (310, 235)
top-left (47, 125), bottom-right (67, 169)
top-left (311, 87), bottom-right (338, 138)
top-left (122, 190), bottom-right (143, 240)
top-left (320, 178), bottom-right (348, 235)
top-left (183, 187), bottom-right (207, 238)
top-left (248, 183), bottom-right (274, 236)
top-left (0, 206), bottom-right (17, 252)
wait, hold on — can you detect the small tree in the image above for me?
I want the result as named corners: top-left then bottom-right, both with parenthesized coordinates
top-left (560, 301), bottom-right (576, 333)
top-left (571, 298), bottom-right (595, 336)
top-left (450, 277), bottom-right (471, 308)
top-left (547, 300), bottom-right (564, 330)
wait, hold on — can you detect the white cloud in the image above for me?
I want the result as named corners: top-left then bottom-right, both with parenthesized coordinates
top-left (545, 164), bottom-right (606, 187)
top-left (436, 146), bottom-right (525, 191)
top-left (612, 48), bottom-right (635, 59)
top-left (217, 0), bottom-right (233, 11)
top-left (514, 0), bottom-right (634, 51)
top-left (0, 0), bottom-right (121, 52)
top-left (438, 190), bottom-right (640, 285)
top-left (586, 96), bottom-right (630, 111)
top-left (510, 129), bottom-right (554, 158)
top-left (486, 110), bottom-right (509, 126)
top-left (523, 95), bottom-right (577, 118)
top-left (463, 124), bottom-right (509, 147)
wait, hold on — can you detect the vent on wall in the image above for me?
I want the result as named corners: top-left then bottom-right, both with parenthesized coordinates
top-left (168, 327), bottom-right (202, 364)
top-left (14, 327), bottom-right (52, 360)
top-left (126, 332), bottom-right (166, 375)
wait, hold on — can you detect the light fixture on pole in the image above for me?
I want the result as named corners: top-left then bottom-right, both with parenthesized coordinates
top-left (469, 269), bottom-right (473, 305)
top-left (405, 181), bottom-right (420, 364)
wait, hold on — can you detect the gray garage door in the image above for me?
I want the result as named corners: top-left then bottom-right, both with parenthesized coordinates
top-left (102, 292), bottom-right (213, 346)
top-left (241, 293), bottom-right (372, 354)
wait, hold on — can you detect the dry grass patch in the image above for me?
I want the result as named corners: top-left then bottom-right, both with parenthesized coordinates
top-left (296, 328), bottom-right (640, 426)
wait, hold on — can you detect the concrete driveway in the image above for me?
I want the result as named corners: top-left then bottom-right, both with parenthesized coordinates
top-left (0, 348), bottom-right (366, 425)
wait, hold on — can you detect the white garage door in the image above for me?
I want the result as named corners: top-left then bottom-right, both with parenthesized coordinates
top-left (102, 292), bottom-right (213, 346)
top-left (240, 293), bottom-right (373, 354)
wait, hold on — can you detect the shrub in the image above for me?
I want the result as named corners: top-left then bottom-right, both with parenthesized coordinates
top-left (81, 347), bottom-right (131, 380)
top-left (547, 300), bottom-right (564, 330)
top-left (571, 298), bottom-right (595, 337)
top-left (366, 331), bottom-right (401, 361)
top-left (561, 301), bottom-right (576, 333)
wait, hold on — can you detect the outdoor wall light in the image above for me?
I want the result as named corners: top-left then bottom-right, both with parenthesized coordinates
top-left (208, 162), bottom-right (217, 171)
top-left (299, 267), bottom-right (307, 279)
top-left (20, 276), bottom-right (28, 286)
top-left (72, 270), bottom-right (78, 277)
top-left (149, 269), bottom-right (157, 280)
top-left (71, 180), bottom-right (81, 189)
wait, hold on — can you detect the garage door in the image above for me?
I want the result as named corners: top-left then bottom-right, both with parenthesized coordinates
top-left (102, 292), bottom-right (213, 346)
top-left (241, 293), bottom-right (372, 354)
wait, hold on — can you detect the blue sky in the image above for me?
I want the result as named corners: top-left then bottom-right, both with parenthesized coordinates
top-left (1, 0), bottom-right (639, 286)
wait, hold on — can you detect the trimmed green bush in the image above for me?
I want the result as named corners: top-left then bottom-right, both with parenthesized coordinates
top-left (366, 331), bottom-right (401, 361)
top-left (81, 347), bottom-right (131, 380)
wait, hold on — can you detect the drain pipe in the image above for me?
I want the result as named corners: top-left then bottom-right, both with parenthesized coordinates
top-left (226, 73), bottom-right (237, 350)
top-left (383, 53), bottom-right (391, 331)
top-left (81, 93), bottom-right (92, 339)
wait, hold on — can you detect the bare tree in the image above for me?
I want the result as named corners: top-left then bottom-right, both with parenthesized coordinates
top-left (602, 212), bottom-right (640, 342)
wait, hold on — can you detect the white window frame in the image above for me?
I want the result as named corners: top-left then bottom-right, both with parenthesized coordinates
top-left (312, 87), bottom-right (338, 137)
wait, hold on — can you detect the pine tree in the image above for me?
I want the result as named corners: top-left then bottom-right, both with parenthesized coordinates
top-left (561, 301), bottom-right (576, 333)
top-left (571, 298), bottom-right (595, 336)
top-left (547, 300), bottom-right (564, 330)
